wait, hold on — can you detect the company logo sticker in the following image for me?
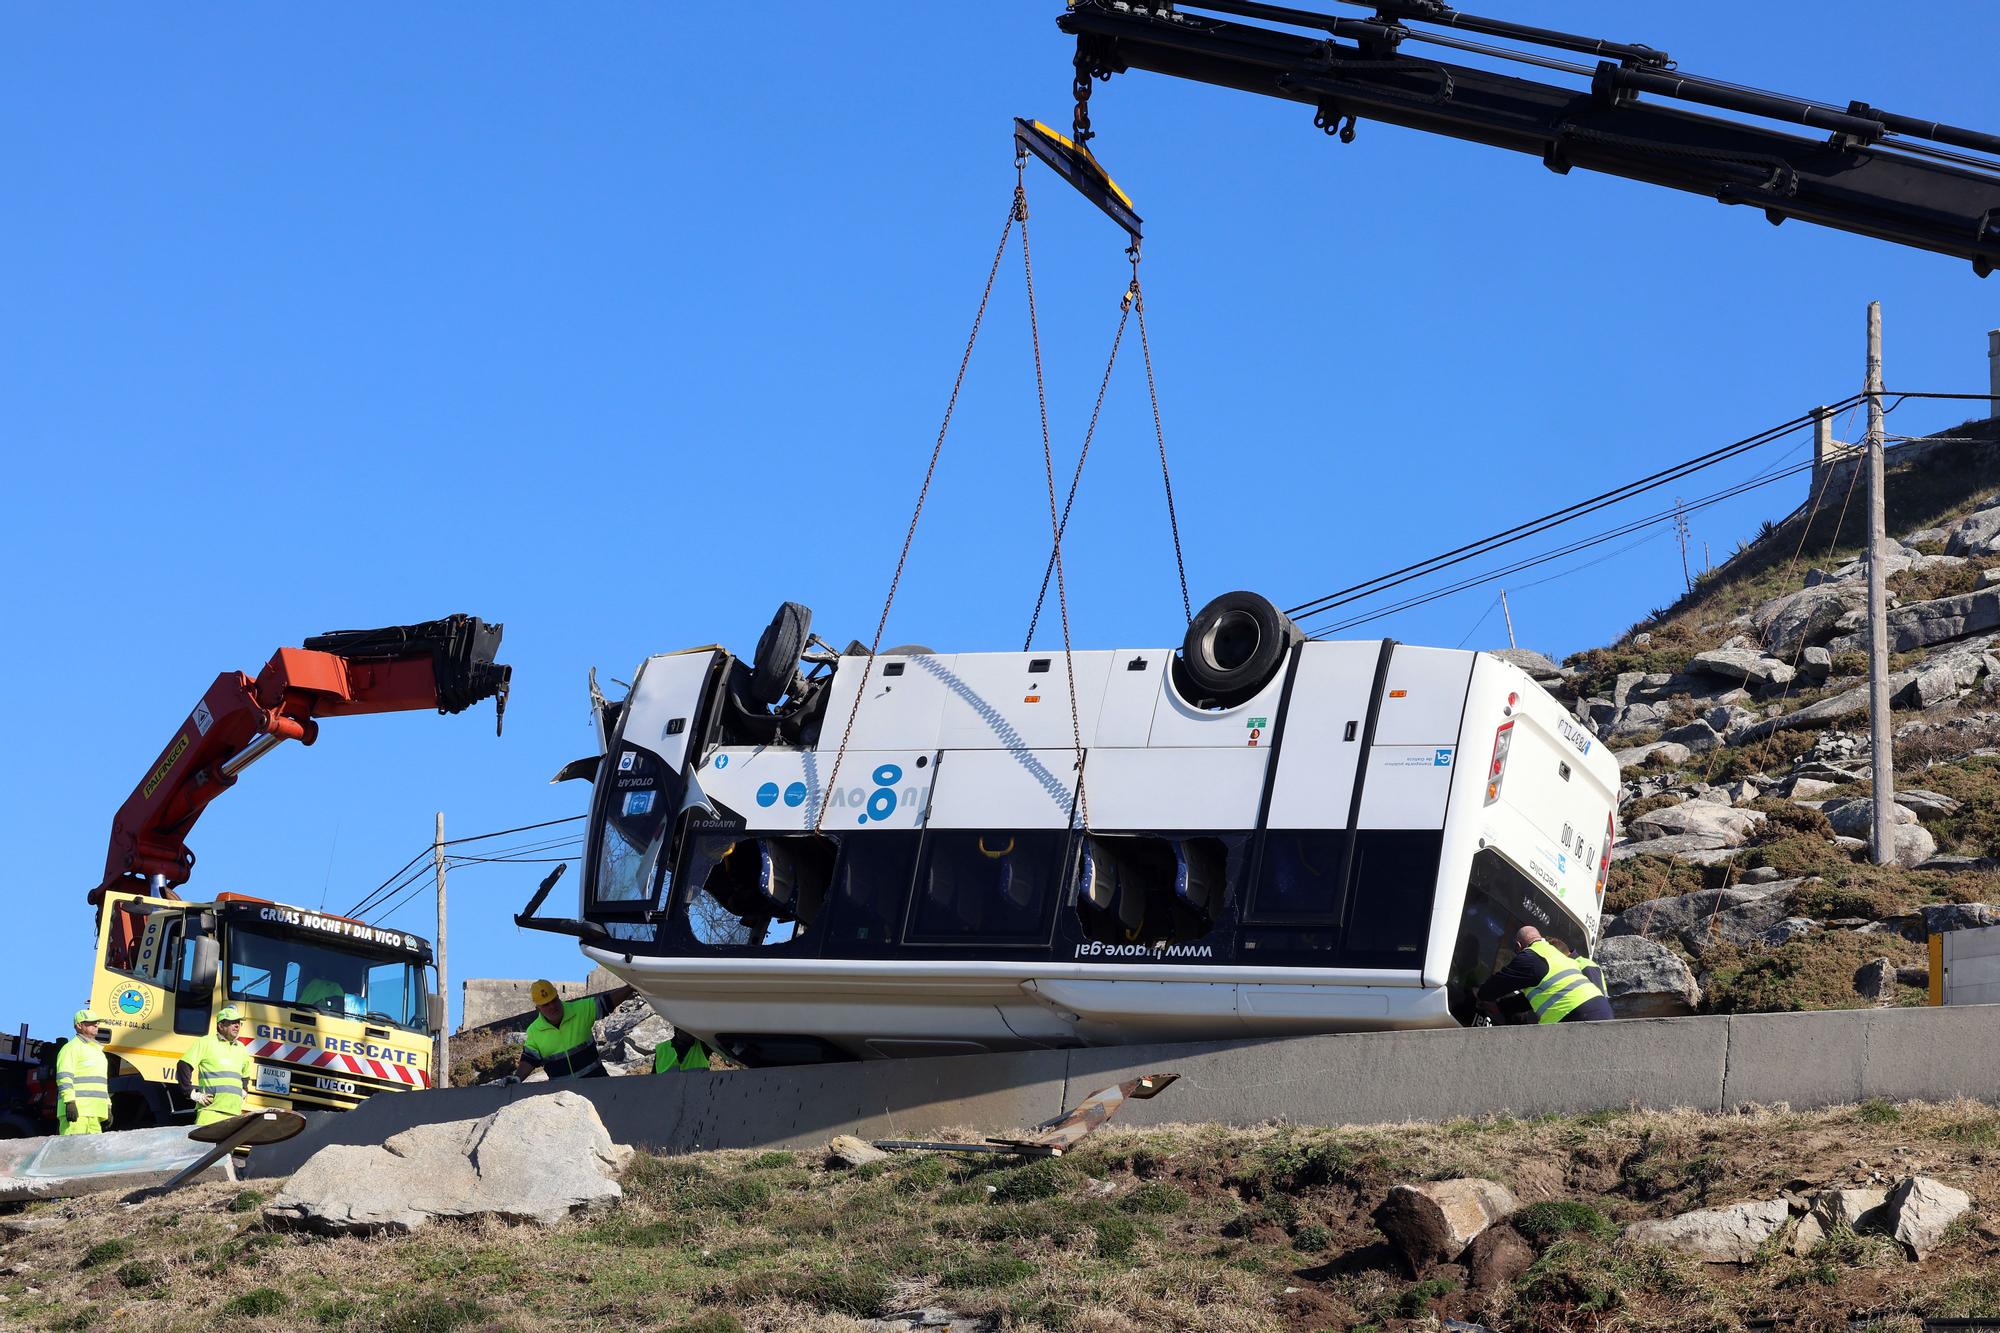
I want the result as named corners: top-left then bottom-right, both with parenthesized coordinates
top-left (623, 790), bottom-right (654, 816)
top-left (117, 988), bottom-right (145, 1016)
top-left (713, 754), bottom-right (729, 770)
top-left (755, 782), bottom-right (780, 808)
top-left (1434, 747), bottom-right (1455, 766)
top-left (783, 781), bottom-right (808, 807)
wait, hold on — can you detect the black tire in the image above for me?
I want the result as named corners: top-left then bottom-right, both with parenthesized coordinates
top-left (1180, 591), bottom-right (1301, 706)
top-left (748, 602), bottom-right (812, 706)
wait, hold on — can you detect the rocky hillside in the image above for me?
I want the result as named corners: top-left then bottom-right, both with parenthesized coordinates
top-left (1533, 415), bottom-right (2000, 1018)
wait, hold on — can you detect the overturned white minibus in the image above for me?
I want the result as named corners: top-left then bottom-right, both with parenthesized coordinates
top-left (521, 593), bottom-right (1619, 1064)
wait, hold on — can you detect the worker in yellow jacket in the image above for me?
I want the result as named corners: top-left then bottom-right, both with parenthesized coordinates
top-left (512, 980), bottom-right (635, 1082)
top-left (177, 1005), bottom-right (256, 1126)
top-left (56, 1009), bottom-right (111, 1135)
top-left (653, 1030), bottom-right (711, 1074)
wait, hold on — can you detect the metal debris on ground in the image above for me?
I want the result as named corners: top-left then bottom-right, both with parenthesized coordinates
top-left (874, 1073), bottom-right (1177, 1159)
top-left (137, 1109), bottom-right (307, 1201)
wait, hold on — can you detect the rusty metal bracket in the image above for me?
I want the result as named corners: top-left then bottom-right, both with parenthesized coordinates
top-left (876, 1072), bottom-right (1178, 1158)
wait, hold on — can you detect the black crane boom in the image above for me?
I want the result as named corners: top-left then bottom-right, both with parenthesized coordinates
top-left (1057, 1), bottom-right (2000, 274)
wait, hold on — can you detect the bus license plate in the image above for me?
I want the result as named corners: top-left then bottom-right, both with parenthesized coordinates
top-left (256, 1065), bottom-right (291, 1096)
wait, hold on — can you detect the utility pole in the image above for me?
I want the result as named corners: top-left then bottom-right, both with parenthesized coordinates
top-left (433, 811), bottom-right (449, 1086)
top-left (1499, 589), bottom-right (1517, 650)
top-left (1865, 302), bottom-right (1895, 867)
top-left (1673, 500), bottom-right (1693, 591)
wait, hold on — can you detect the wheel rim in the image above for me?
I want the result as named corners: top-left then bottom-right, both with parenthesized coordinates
top-left (1200, 609), bottom-right (1263, 673)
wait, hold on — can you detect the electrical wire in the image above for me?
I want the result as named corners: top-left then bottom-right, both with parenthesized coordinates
top-left (1282, 395), bottom-right (1862, 623)
top-left (1304, 457), bottom-right (1818, 637)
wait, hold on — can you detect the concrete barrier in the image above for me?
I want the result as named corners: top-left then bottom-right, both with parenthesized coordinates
top-left (248, 1005), bottom-right (2000, 1178)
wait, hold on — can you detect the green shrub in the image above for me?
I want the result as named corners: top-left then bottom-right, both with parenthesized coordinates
top-left (989, 1157), bottom-right (1073, 1203)
top-left (1119, 1180), bottom-right (1188, 1215)
top-left (743, 1150), bottom-right (795, 1170)
top-left (1512, 1200), bottom-right (1617, 1246)
top-left (115, 1259), bottom-right (166, 1289)
top-left (1517, 1239), bottom-right (1626, 1313)
top-left (222, 1288), bottom-right (290, 1317)
top-left (1292, 1223), bottom-right (1334, 1253)
top-left (1093, 1213), bottom-right (1139, 1259)
top-left (1383, 1276), bottom-right (1456, 1318)
top-left (79, 1238), bottom-right (132, 1268)
top-left (226, 1188), bottom-right (267, 1213)
top-left (1856, 1099), bottom-right (1903, 1125)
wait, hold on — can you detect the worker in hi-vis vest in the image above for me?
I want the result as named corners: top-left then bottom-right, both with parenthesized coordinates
top-left (653, 1030), bottom-right (710, 1074)
top-left (1475, 926), bottom-right (1614, 1023)
top-left (178, 1005), bottom-right (256, 1125)
top-left (512, 980), bottom-right (636, 1082)
top-left (56, 1009), bottom-right (111, 1135)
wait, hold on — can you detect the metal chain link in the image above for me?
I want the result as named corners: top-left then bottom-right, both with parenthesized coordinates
top-left (813, 197), bottom-right (1020, 833)
top-left (1018, 162), bottom-right (1091, 832)
top-left (1072, 50), bottom-right (1095, 149)
top-left (1131, 251), bottom-right (1194, 625)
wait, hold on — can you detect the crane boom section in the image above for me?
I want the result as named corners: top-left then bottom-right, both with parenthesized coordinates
top-left (97, 615), bottom-right (509, 902)
top-left (1058, 2), bottom-right (2000, 273)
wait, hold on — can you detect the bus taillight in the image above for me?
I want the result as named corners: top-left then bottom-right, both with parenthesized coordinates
top-left (1596, 810), bottom-right (1615, 900)
top-left (1482, 720), bottom-right (1515, 806)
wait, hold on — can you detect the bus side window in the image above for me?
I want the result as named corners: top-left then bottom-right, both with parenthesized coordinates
top-left (1250, 832), bottom-right (1349, 920)
top-left (1341, 831), bottom-right (1441, 968)
top-left (907, 831), bottom-right (1066, 944)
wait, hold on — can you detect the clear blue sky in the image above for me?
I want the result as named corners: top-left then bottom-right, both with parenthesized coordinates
top-left (4, 5), bottom-right (1995, 1040)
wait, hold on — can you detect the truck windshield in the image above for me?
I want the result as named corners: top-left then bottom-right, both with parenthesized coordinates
top-left (226, 926), bottom-right (427, 1032)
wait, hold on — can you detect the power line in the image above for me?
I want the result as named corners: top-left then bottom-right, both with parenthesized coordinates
top-left (1282, 395), bottom-right (1862, 623)
top-left (1305, 457), bottom-right (1818, 637)
top-left (440, 816), bottom-right (583, 847)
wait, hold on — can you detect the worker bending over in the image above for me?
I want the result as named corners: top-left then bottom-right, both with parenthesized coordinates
top-left (56, 1009), bottom-right (111, 1135)
top-left (514, 980), bottom-right (637, 1082)
top-left (1476, 927), bottom-right (1614, 1024)
top-left (654, 1030), bottom-right (711, 1074)
top-left (178, 1005), bottom-right (256, 1125)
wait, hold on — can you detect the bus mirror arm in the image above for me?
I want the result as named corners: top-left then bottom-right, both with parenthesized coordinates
top-left (513, 864), bottom-right (613, 947)
top-left (514, 863), bottom-right (567, 925)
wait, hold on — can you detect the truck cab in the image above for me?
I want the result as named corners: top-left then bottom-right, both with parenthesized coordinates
top-left (92, 890), bottom-right (439, 1124)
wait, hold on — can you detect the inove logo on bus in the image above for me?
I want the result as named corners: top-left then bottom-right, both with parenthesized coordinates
top-left (818, 763), bottom-right (928, 825)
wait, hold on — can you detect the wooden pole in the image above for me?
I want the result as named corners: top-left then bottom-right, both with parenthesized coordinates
top-left (433, 811), bottom-right (449, 1085)
top-left (1499, 589), bottom-right (1517, 650)
top-left (1865, 302), bottom-right (1895, 866)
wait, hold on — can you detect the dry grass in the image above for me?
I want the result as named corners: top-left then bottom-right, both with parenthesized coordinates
top-left (6, 1103), bottom-right (2000, 1332)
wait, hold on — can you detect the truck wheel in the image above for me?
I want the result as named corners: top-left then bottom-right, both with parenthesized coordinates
top-left (1180, 591), bottom-right (1301, 706)
top-left (748, 602), bottom-right (812, 706)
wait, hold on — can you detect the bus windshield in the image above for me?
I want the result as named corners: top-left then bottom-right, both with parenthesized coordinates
top-left (225, 926), bottom-right (428, 1033)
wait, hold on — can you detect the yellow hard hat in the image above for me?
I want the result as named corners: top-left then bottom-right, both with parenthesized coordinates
top-left (530, 980), bottom-right (560, 1006)
top-left (73, 1009), bottom-right (102, 1029)
top-left (216, 1005), bottom-right (244, 1024)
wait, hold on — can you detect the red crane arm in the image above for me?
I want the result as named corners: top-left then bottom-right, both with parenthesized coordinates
top-left (96, 615), bottom-right (510, 904)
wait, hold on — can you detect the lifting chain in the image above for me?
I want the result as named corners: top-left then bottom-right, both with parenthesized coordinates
top-left (1018, 155), bottom-right (1092, 833)
top-left (1072, 49), bottom-right (1096, 150)
top-left (812, 180), bottom-right (1022, 834)
top-left (1129, 247), bottom-right (1194, 627)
